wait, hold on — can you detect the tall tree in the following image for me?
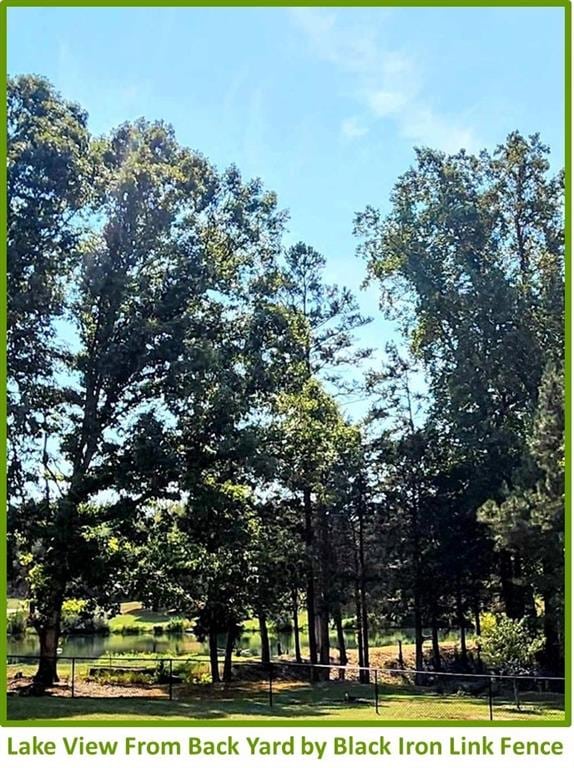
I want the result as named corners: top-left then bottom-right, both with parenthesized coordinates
top-left (11, 117), bottom-right (215, 685)
top-left (278, 243), bottom-right (370, 666)
top-left (355, 133), bottom-right (563, 627)
top-left (7, 75), bottom-right (92, 498)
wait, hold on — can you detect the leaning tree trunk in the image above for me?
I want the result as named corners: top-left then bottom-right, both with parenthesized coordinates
top-left (208, 627), bottom-right (220, 683)
top-left (258, 612), bottom-right (270, 666)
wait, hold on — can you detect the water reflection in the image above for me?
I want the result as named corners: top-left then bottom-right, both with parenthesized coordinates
top-left (7, 627), bottom-right (426, 660)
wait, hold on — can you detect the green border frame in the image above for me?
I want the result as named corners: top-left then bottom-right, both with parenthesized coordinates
top-left (0, 0), bottom-right (570, 729)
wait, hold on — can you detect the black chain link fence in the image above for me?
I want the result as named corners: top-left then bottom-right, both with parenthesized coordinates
top-left (7, 655), bottom-right (565, 721)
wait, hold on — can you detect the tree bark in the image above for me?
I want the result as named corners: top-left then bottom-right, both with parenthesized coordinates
top-left (258, 612), bottom-right (270, 665)
top-left (542, 557), bottom-right (562, 674)
top-left (223, 623), bottom-right (236, 683)
top-left (333, 605), bottom-right (347, 680)
top-left (355, 580), bottom-right (365, 670)
top-left (357, 475), bottom-right (370, 683)
top-left (208, 627), bottom-right (220, 683)
top-left (316, 504), bottom-right (330, 677)
top-left (292, 588), bottom-right (302, 663)
top-left (473, 597), bottom-right (482, 636)
top-left (455, 575), bottom-right (468, 665)
top-left (33, 593), bottom-right (64, 688)
top-left (414, 598), bottom-right (424, 684)
top-left (431, 615), bottom-right (441, 671)
top-left (499, 551), bottom-right (526, 619)
top-left (34, 620), bottom-right (61, 687)
top-left (303, 486), bottom-right (318, 673)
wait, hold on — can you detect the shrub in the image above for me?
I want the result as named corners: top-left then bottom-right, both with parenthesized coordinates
top-left (482, 616), bottom-right (543, 674)
top-left (7, 610), bottom-right (27, 636)
top-left (481, 616), bottom-right (544, 709)
top-left (93, 669), bottom-right (153, 686)
top-left (181, 661), bottom-right (212, 686)
top-left (166, 618), bottom-right (189, 634)
top-left (61, 599), bottom-right (109, 635)
top-left (119, 625), bottom-right (143, 635)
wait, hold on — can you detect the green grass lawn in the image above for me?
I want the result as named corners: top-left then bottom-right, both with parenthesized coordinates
top-left (7, 683), bottom-right (565, 723)
top-left (107, 602), bottom-right (185, 632)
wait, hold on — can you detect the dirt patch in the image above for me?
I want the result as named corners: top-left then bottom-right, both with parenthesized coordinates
top-left (8, 675), bottom-right (169, 699)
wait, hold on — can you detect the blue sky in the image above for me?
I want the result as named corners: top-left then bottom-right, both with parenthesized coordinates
top-left (8, 5), bottom-right (565, 415)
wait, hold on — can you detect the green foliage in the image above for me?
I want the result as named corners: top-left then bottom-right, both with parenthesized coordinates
top-left (481, 616), bottom-right (543, 675)
top-left (7, 73), bottom-right (564, 692)
top-left (60, 599), bottom-right (109, 635)
top-left (7, 611), bottom-right (28, 636)
top-left (166, 619), bottom-right (191, 634)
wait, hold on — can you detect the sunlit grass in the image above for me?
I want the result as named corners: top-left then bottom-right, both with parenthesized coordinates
top-left (7, 681), bottom-right (565, 723)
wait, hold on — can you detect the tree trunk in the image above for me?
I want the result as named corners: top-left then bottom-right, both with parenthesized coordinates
top-left (303, 486), bottom-right (318, 672)
top-left (223, 623), bottom-right (236, 683)
top-left (333, 605), bottom-right (347, 679)
top-left (316, 505), bottom-right (330, 678)
top-left (33, 598), bottom-right (63, 687)
top-left (208, 627), bottom-right (220, 683)
top-left (34, 622), bottom-right (61, 687)
top-left (499, 551), bottom-right (525, 619)
top-left (431, 616), bottom-right (441, 671)
top-left (292, 588), bottom-right (302, 664)
top-left (542, 574), bottom-right (562, 674)
top-left (259, 613), bottom-right (270, 665)
top-left (357, 476), bottom-right (370, 683)
top-left (359, 586), bottom-right (369, 680)
top-left (414, 599), bottom-right (424, 685)
top-left (455, 575), bottom-right (468, 665)
top-left (355, 580), bottom-right (365, 670)
top-left (473, 597), bottom-right (482, 636)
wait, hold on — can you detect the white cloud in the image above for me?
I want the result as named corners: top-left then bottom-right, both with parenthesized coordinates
top-left (289, 7), bottom-right (479, 153)
top-left (341, 116), bottom-right (368, 139)
top-left (367, 90), bottom-right (407, 117)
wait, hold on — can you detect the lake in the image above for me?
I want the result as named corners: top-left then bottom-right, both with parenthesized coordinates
top-left (7, 626), bottom-right (443, 660)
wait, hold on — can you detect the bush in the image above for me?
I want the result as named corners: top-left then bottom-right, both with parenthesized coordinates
top-left (92, 669), bottom-right (153, 686)
top-left (7, 610), bottom-right (27, 636)
top-left (341, 618), bottom-right (356, 630)
top-left (181, 661), bottom-right (212, 686)
top-left (166, 618), bottom-right (190, 634)
top-left (481, 616), bottom-right (544, 709)
top-left (482, 616), bottom-right (543, 674)
top-left (118, 625), bottom-right (143, 635)
top-left (61, 599), bottom-right (109, 635)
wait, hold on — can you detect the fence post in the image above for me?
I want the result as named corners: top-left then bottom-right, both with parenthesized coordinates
top-left (71, 657), bottom-right (75, 699)
top-left (268, 663), bottom-right (273, 708)
top-left (374, 669), bottom-right (379, 715)
top-left (169, 659), bottom-right (173, 701)
top-left (488, 677), bottom-right (493, 721)
top-left (398, 640), bottom-right (404, 668)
